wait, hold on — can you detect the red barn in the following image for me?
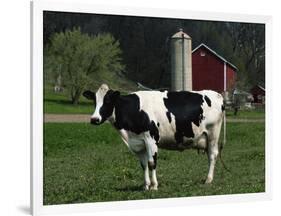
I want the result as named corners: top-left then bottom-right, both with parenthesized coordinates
top-left (192, 43), bottom-right (237, 93)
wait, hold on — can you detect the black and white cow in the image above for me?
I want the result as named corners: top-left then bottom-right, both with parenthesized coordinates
top-left (83, 84), bottom-right (225, 190)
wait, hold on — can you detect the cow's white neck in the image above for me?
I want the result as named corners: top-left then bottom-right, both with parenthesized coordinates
top-left (91, 84), bottom-right (109, 121)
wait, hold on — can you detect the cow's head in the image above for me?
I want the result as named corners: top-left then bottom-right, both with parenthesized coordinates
top-left (83, 84), bottom-right (120, 125)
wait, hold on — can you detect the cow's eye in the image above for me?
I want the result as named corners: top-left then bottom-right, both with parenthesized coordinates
top-left (104, 97), bottom-right (111, 104)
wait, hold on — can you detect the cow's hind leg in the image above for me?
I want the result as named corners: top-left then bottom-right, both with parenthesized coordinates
top-left (138, 152), bottom-right (151, 190)
top-left (206, 142), bottom-right (218, 184)
top-left (205, 122), bottom-right (221, 184)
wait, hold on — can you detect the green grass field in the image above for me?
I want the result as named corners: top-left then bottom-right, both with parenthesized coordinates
top-left (43, 122), bottom-right (265, 205)
top-left (226, 109), bottom-right (265, 119)
top-left (44, 87), bottom-right (93, 114)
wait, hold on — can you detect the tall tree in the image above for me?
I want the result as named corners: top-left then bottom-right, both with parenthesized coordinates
top-left (226, 22), bottom-right (265, 88)
top-left (45, 28), bottom-right (124, 104)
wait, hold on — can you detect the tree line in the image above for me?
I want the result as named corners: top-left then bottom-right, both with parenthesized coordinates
top-left (44, 11), bottom-right (265, 103)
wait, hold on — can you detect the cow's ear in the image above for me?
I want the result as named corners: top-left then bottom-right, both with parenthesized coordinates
top-left (83, 90), bottom-right (96, 101)
top-left (111, 90), bottom-right (120, 102)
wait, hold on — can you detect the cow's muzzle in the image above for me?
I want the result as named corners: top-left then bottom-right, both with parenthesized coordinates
top-left (90, 117), bottom-right (101, 125)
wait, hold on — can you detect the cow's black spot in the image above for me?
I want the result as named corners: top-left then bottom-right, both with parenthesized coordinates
top-left (174, 131), bottom-right (184, 143)
top-left (163, 91), bottom-right (204, 144)
top-left (204, 95), bottom-right (211, 107)
top-left (152, 152), bottom-right (158, 170)
top-left (166, 111), bottom-right (172, 123)
top-left (148, 152), bottom-right (158, 170)
top-left (99, 90), bottom-right (120, 123)
top-left (221, 104), bottom-right (225, 111)
top-left (157, 122), bottom-right (160, 127)
top-left (113, 94), bottom-right (151, 134)
top-left (149, 121), bottom-right (160, 145)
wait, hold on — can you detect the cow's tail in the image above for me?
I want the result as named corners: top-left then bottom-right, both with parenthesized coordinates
top-left (223, 105), bottom-right (226, 150)
top-left (219, 104), bottom-right (231, 172)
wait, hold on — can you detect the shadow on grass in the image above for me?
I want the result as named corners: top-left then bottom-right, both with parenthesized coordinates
top-left (115, 185), bottom-right (144, 192)
top-left (45, 98), bottom-right (92, 106)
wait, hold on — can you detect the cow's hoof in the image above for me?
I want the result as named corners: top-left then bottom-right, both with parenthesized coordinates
top-left (150, 185), bottom-right (158, 191)
top-left (205, 177), bottom-right (213, 184)
top-left (144, 185), bottom-right (150, 191)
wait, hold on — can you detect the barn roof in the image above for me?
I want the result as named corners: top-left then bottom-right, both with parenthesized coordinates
top-left (192, 43), bottom-right (238, 71)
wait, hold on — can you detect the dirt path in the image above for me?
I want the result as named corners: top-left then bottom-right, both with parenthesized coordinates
top-left (44, 114), bottom-right (91, 123)
top-left (44, 114), bottom-right (265, 123)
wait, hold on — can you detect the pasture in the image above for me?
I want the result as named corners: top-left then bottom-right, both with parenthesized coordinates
top-left (44, 87), bottom-right (93, 114)
top-left (226, 108), bottom-right (265, 119)
top-left (43, 122), bottom-right (265, 205)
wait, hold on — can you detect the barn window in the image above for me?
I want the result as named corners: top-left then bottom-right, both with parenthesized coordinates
top-left (200, 51), bottom-right (206, 56)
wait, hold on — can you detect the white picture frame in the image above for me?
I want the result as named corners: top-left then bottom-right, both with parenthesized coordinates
top-left (31, 0), bottom-right (272, 215)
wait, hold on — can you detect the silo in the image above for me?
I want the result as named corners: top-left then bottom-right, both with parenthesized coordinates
top-left (170, 29), bottom-right (192, 91)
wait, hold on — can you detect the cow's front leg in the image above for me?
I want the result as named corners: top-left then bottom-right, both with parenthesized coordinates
top-left (150, 152), bottom-right (158, 190)
top-left (144, 132), bottom-right (158, 190)
top-left (138, 153), bottom-right (151, 190)
top-left (144, 132), bottom-right (156, 168)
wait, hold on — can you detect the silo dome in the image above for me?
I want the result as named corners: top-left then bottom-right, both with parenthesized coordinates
top-left (171, 28), bottom-right (192, 39)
